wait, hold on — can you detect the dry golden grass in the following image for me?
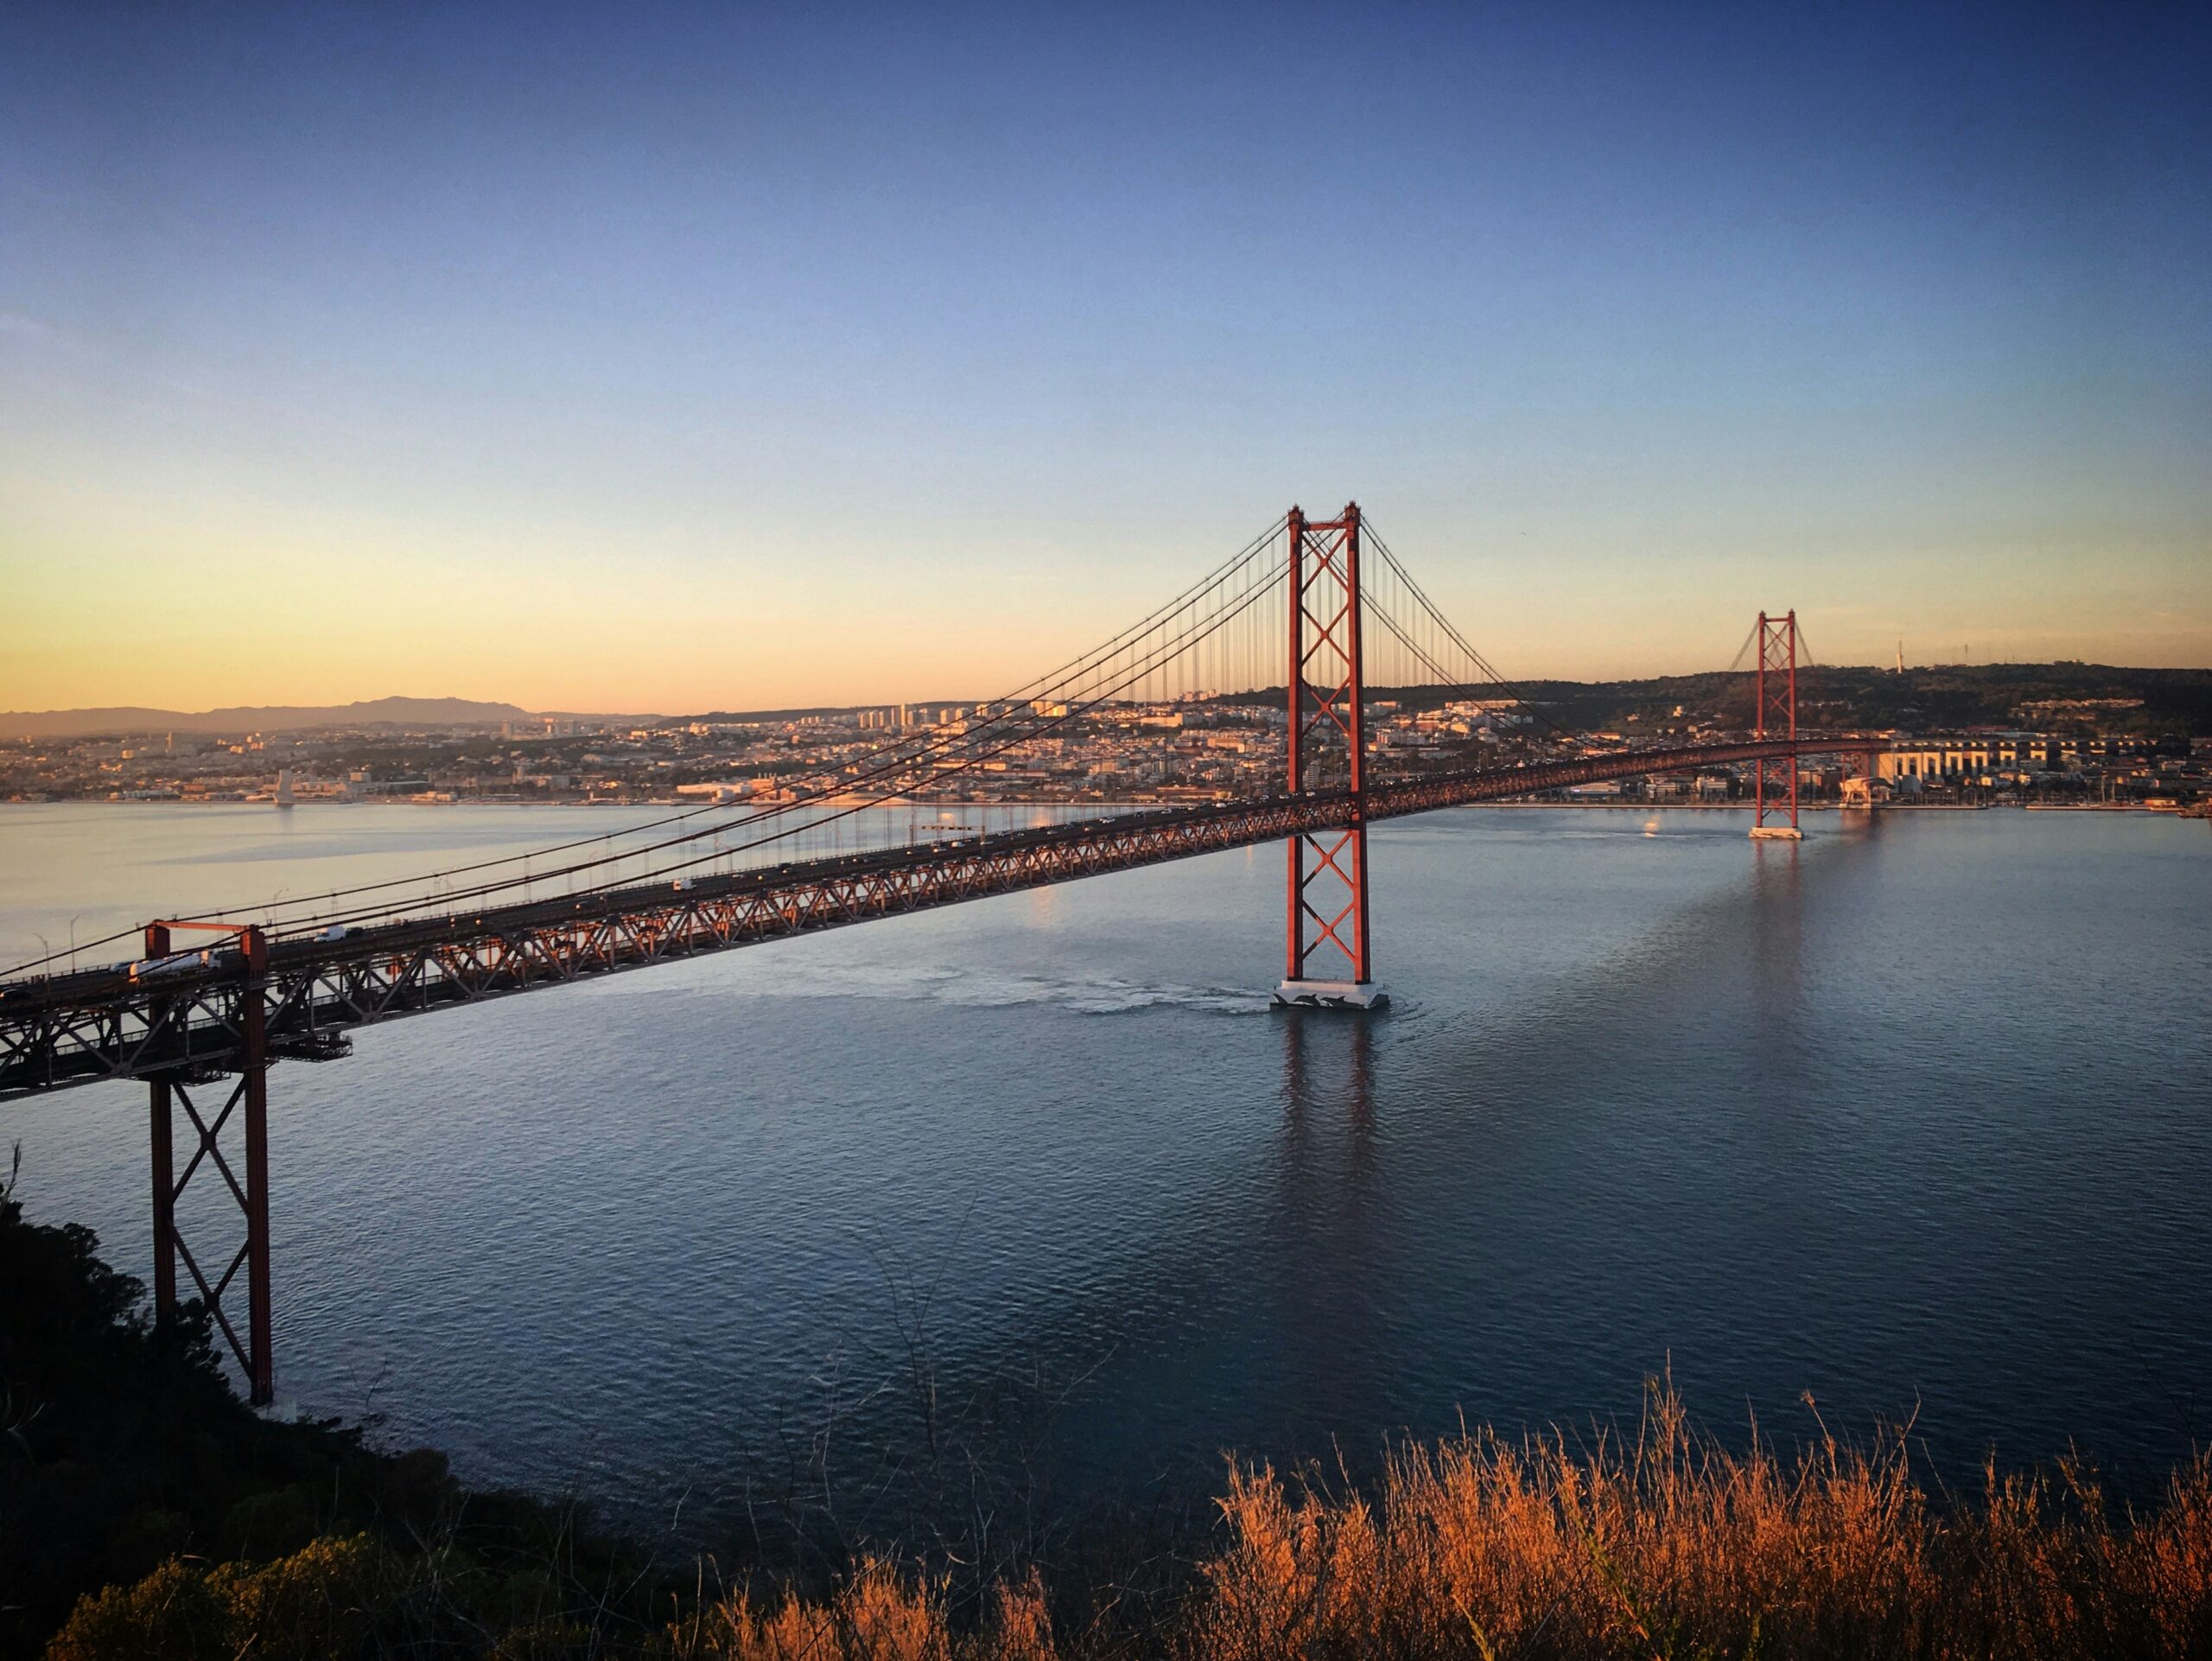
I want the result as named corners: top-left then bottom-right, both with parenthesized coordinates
top-left (666, 1379), bottom-right (2212, 1661)
top-left (670, 1558), bottom-right (1056, 1661)
top-left (48, 1381), bottom-right (2212, 1659)
top-left (1181, 1379), bottom-right (2212, 1660)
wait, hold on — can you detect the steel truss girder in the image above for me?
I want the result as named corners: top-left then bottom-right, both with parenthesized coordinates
top-left (0, 736), bottom-right (1841, 1100)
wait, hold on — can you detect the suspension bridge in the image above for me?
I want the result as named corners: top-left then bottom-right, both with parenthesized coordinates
top-left (0, 505), bottom-right (1861, 1403)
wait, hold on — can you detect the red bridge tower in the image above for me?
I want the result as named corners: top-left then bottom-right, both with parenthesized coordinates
top-left (1273, 503), bottom-right (1387, 1009)
top-left (1751, 609), bottom-right (1804, 841)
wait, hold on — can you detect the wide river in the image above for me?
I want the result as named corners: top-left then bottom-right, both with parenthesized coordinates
top-left (4, 802), bottom-right (2209, 1550)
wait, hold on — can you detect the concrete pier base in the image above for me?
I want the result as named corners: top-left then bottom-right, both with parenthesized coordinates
top-left (1271, 978), bottom-right (1390, 1010)
top-left (1749, 825), bottom-right (1804, 840)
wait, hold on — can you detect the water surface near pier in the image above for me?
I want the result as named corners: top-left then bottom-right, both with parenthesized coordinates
top-left (5, 802), bottom-right (2209, 1537)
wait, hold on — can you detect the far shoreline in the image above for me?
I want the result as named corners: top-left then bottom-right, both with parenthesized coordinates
top-left (6, 797), bottom-right (2200, 816)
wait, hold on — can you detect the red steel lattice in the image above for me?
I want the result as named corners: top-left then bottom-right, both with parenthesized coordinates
top-left (1283, 503), bottom-right (1373, 985)
top-left (144, 921), bottom-right (274, 1404)
top-left (1752, 610), bottom-right (1800, 835)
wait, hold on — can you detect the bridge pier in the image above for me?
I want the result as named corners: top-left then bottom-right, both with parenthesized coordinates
top-left (148, 1074), bottom-right (175, 1318)
top-left (145, 922), bottom-right (275, 1406)
top-left (144, 923), bottom-right (179, 1327)
top-left (1272, 977), bottom-right (1389, 1010)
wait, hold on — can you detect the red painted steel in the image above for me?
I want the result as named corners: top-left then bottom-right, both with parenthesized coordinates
top-left (240, 925), bottom-right (273, 1405)
top-left (1285, 506), bottom-right (1307, 975)
top-left (1345, 505), bottom-right (1371, 983)
top-left (1284, 502), bottom-right (1374, 984)
top-left (1753, 611), bottom-right (1801, 832)
top-left (132, 920), bottom-right (276, 1402)
top-left (144, 921), bottom-right (176, 1327)
top-left (0, 735), bottom-right (1853, 1103)
top-left (0, 524), bottom-right (1844, 1410)
top-left (2, 729), bottom-right (1851, 1400)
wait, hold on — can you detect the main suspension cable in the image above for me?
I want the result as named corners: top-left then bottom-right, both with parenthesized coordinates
top-left (263, 544), bottom-right (1294, 935)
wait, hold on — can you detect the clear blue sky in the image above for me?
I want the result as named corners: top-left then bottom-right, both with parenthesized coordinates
top-left (3, 1), bottom-right (2207, 711)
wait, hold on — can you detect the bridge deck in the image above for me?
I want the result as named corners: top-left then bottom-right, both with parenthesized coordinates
top-left (0, 738), bottom-right (1834, 1098)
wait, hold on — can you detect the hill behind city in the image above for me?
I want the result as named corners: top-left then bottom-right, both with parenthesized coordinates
top-left (3, 697), bottom-right (540, 740)
top-left (10, 664), bottom-right (2209, 745)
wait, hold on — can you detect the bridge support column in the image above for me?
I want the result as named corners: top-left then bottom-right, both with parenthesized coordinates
top-left (1274, 503), bottom-right (1388, 1010)
top-left (147, 923), bottom-right (275, 1405)
top-left (1751, 610), bottom-right (1803, 841)
top-left (149, 1079), bottom-right (177, 1321)
top-left (239, 925), bottom-right (274, 1407)
top-left (145, 925), bottom-right (179, 1327)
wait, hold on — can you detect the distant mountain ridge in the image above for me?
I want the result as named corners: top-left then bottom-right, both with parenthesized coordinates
top-left (3, 697), bottom-right (538, 739)
top-left (12, 663), bottom-right (2205, 742)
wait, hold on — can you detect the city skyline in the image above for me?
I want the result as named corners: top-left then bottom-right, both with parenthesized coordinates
top-left (4, 2), bottom-right (2209, 713)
